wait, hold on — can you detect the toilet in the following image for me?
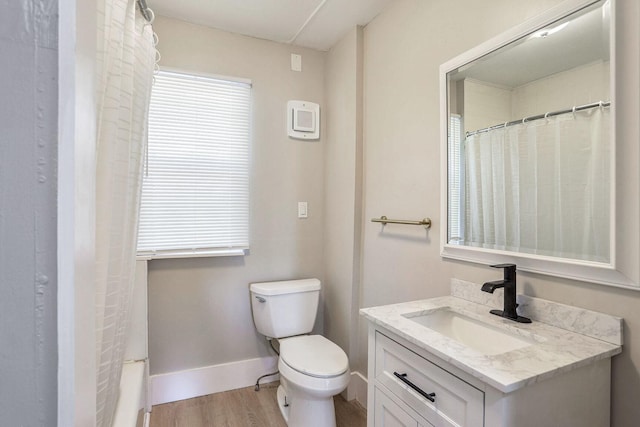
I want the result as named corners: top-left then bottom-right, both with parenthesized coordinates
top-left (250, 278), bottom-right (350, 427)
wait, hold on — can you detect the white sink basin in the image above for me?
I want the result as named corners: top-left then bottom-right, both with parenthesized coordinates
top-left (403, 308), bottom-right (537, 356)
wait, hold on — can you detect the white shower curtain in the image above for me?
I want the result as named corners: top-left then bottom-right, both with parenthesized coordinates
top-left (95, 1), bottom-right (155, 426)
top-left (464, 107), bottom-right (610, 262)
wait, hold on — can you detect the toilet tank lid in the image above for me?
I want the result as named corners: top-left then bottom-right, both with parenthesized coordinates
top-left (250, 278), bottom-right (320, 295)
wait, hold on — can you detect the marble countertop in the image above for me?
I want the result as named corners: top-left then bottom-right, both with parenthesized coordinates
top-left (360, 291), bottom-right (622, 393)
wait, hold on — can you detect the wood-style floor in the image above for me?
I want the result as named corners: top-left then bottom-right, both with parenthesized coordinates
top-left (149, 382), bottom-right (367, 427)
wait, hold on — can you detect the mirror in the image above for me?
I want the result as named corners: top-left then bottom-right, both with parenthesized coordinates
top-left (439, 0), bottom-right (631, 287)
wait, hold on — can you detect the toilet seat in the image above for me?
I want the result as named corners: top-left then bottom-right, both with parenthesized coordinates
top-left (280, 335), bottom-right (349, 378)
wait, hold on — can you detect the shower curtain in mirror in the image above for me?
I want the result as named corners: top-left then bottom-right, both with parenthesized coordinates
top-left (95, 1), bottom-right (155, 426)
top-left (464, 107), bottom-right (610, 262)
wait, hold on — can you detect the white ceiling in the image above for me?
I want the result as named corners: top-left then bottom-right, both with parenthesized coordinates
top-left (451, 2), bottom-right (609, 88)
top-left (148, 0), bottom-right (395, 51)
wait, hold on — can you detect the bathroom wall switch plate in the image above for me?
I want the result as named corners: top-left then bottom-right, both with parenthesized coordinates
top-left (298, 202), bottom-right (308, 218)
top-left (291, 54), bottom-right (302, 72)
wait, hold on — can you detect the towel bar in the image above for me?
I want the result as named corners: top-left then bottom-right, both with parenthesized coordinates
top-left (371, 216), bottom-right (431, 229)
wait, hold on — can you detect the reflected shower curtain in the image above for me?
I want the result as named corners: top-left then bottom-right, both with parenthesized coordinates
top-left (464, 107), bottom-right (610, 262)
top-left (95, 1), bottom-right (155, 426)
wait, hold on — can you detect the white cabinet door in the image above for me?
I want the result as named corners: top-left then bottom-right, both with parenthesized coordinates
top-left (375, 332), bottom-right (484, 427)
top-left (374, 386), bottom-right (434, 427)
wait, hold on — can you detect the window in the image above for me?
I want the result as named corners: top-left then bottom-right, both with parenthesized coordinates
top-left (447, 114), bottom-right (464, 243)
top-left (137, 70), bottom-right (251, 258)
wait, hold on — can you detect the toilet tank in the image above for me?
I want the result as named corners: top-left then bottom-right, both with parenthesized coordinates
top-left (250, 278), bottom-right (321, 338)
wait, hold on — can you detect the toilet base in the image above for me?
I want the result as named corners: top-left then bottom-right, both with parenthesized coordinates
top-left (276, 383), bottom-right (337, 427)
top-left (277, 385), bottom-right (291, 423)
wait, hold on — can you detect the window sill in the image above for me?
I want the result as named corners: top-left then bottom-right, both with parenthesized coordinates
top-left (136, 248), bottom-right (248, 260)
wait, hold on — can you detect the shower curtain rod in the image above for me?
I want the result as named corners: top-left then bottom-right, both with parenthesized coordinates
top-left (137, 0), bottom-right (153, 22)
top-left (465, 100), bottom-right (610, 137)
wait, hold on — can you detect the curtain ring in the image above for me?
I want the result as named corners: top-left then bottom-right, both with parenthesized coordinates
top-left (146, 8), bottom-right (155, 24)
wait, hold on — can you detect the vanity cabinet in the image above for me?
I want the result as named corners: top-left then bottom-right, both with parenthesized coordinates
top-left (367, 325), bottom-right (612, 427)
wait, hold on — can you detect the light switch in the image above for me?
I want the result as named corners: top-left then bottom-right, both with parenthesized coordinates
top-left (291, 54), bottom-right (302, 72)
top-left (298, 202), bottom-right (308, 218)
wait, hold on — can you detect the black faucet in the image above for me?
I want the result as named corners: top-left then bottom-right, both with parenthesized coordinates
top-left (481, 264), bottom-right (531, 323)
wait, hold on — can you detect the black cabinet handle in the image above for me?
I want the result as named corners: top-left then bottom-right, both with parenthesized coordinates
top-left (393, 372), bottom-right (436, 402)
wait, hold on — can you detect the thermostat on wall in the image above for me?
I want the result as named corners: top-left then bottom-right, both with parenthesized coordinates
top-left (287, 100), bottom-right (320, 140)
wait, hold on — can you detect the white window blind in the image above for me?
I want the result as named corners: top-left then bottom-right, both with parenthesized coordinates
top-left (137, 70), bottom-right (251, 258)
top-left (448, 114), bottom-right (463, 243)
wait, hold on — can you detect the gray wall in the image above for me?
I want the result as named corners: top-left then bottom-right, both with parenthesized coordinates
top-left (323, 26), bottom-right (364, 368)
top-left (0, 0), bottom-right (58, 424)
top-left (148, 17), bottom-right (326, 375)
top-left (359, 0), bottom-right (640, 426)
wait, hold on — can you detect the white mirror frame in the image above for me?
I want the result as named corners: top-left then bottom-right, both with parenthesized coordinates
top-left (440, 0), bottom-right (640, 290)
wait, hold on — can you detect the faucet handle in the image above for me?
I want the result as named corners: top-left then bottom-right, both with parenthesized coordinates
top-left (490, 263), bottom-right (516, 280)
top-left (490, 263), bottom-right (516, 269)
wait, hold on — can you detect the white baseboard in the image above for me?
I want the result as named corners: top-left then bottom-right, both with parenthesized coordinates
top-left (150, 356), bottom-right (279, 406)
top-left (347, 371), bottom-right (368, 409)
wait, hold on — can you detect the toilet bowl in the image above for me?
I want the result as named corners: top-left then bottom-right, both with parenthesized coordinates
top-left (249, 279), bottom-right (350, 427)
top-left (276, 335), bottom-right (350, 427)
